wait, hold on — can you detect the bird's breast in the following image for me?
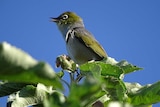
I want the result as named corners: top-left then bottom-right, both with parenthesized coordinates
top-left (66, 36), bottom-right (101, 65)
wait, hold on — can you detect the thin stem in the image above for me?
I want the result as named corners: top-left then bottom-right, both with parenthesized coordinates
top-left (69, 73), bottom-right (75, 84)
top-left (61, 79), bottom-right (70, 90)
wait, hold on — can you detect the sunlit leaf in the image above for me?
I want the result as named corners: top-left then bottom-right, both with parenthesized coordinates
top-left (80, 62), bottom-right (123, 78)
top-left (128, 81), bottom-right (160, 106)
top-left (0, 42), bottom-right (62, 88)
top-left (117, 60), bottom-right (142, 74)
top-left (43, 91), bottom-right (66, 107)
top-left (7, 83), bottom-right (54, 107)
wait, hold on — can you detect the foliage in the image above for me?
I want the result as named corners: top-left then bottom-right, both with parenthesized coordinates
top-left (0, 42), bottom-right (159, 107)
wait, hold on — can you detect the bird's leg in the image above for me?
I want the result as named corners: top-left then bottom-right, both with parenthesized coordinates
top-left (76, 73), bottom-right (83, 83)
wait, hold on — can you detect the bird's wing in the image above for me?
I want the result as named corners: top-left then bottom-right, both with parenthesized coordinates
top-left (73, 27), bottom-right (107, 58)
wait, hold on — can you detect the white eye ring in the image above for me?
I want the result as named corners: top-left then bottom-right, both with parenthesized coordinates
top-left (62, 14), bottom-right (68, 19)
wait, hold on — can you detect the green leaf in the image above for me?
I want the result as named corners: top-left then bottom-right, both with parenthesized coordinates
top-left (102, 77), bottom-right (127, 101)
top-left (43, 91), bottom-right (66, 107)
top-left (67, 75), bottom-right (102, 107)
top-left (56, 70), bottom-right (64, 78)
top-left (0, 81), bottom-right (28, 97)
top-left (97, 62), bottom-right (123, 78)
top-left (8, 83), bottom-right (54, 107)
top-left (128, 81), bottom-right (160, 106)
top-left (80, 62), bottom-right (123, 78)
top-left (0, 42), bottom-right (62, 88)
top-left (117, 60), bottom-right (142, 74)
top-left (125, 82), bottom-right (142, 94)
top-left (104, 57), bottom-right (142, 74)
top-left (79, 62), bottom-right (101, 79)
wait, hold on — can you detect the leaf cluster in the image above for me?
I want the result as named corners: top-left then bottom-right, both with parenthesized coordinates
top-left (0, 42), bottom-right (159, 107)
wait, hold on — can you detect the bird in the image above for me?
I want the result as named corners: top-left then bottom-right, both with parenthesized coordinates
top-left (51, 11), bottom-right (107, 65)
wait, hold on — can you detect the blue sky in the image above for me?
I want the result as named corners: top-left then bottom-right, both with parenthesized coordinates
top-left (0, 0), bottom-right (160, 106)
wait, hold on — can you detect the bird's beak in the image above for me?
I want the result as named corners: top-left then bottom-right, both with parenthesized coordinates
top-left (50, 17), bottom-right (59, 22)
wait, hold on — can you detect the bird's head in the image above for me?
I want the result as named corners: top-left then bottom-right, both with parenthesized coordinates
top-left (51, 11), bottom-right (83, 25)
top-left (51, 11), bottom-right (84, 36)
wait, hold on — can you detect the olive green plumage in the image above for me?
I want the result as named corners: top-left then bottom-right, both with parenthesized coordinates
top-left (51, 11), bottom-right (107, 65)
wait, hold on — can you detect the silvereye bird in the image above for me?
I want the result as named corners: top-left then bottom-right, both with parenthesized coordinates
top-left (51, 11), bottom-right (107, 65)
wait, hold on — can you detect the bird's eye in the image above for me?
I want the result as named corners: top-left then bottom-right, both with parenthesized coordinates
top-left (62, 14), bottom-right (68, 20)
